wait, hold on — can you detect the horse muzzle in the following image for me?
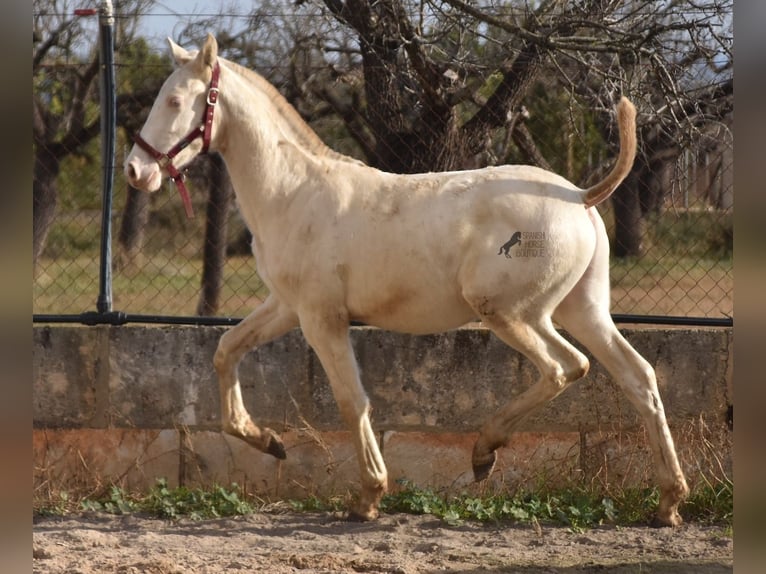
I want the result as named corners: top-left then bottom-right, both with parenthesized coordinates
top-left (124, 152), bottom-right (163, 192)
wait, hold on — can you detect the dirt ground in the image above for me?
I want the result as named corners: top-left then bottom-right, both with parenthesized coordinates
top-left (33, 511), bottom-right (732, 574)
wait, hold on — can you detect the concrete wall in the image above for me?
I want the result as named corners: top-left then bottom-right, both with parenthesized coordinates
top-left (33, 325), bottom-right (732, 499)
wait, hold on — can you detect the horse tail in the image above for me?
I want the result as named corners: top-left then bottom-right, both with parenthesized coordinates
top-left (582, 97), bottom-right (637, 208)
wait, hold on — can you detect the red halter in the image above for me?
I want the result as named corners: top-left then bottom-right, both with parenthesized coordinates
top-left (133, 62), bottom-right (221, 218)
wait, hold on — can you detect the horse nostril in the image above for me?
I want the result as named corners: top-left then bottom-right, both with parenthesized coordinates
top-left (126, 162), bottom-right (138, 182)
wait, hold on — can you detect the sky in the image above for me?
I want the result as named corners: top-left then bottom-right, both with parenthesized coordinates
top-left (139, 0), bottom-right (248, 48)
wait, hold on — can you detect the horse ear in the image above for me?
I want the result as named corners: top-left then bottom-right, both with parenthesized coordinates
top-left (167, 37), bottom-right (196, 67)
top-left (194, 33), bottom-right (218, 72)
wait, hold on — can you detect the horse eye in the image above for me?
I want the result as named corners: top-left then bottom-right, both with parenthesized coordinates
top-left (168, 96), bottom-right (182, 109)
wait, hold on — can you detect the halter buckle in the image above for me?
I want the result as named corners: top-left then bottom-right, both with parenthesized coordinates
top-left (207, 87), bottom-right (220, 106)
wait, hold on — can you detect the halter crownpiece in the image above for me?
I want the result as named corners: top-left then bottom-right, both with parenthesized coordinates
top-left (133, 62), bottom-right (221, 218)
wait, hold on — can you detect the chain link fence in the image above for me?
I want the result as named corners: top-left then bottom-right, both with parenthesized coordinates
top-left (32, 2), bottom-right (733, 324)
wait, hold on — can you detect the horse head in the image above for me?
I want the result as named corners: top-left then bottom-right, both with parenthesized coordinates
top-left (124, 34), bottom-right (220, 196)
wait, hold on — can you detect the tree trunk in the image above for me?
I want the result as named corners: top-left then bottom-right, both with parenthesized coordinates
top-left (33, 149), bottom-right (60, 270)
top-left (462, 42), bottom-right (543, 157)
top-left (116, 185), bottom-right (150, 270)
top-left (611, 169), bottom-right (644, 258)
top-left (197, 154), bottom-right (232, 316)
top-left (226, 228), bottom-right (253, 257)
top-left (358, 46), bottom-right (411, 172)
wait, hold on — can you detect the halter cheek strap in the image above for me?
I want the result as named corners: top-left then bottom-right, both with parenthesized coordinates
top-left (133, 62), bottom-right (221, 219)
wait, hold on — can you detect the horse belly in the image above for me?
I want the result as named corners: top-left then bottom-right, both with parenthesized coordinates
top-left (347, 271), bottom-right (475, 335)
top-left (353, 297), bottom-right (475, 334)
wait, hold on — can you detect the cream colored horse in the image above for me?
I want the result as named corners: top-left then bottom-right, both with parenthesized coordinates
top-left (125, 34), bottom-right (688, 526)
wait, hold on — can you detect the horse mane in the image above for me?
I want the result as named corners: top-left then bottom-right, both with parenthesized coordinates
top-left (222, 59), bottom-right (363, 165)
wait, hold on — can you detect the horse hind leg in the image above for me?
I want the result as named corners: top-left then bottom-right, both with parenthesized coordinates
top-left (552, 211), bottom-right (688, 527)
top-left (213, 296), bottom-right (299, 458)
top-left (471, 311), bottom-right (590, 481)
top-left (555, 302), bottom-right (689, 527)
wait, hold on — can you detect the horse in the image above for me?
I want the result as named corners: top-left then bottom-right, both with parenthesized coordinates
top-left (125, 34), bottom-right (688, 526)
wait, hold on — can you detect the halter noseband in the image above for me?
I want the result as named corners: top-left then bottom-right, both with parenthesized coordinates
top-left (133, 62), bottom-right (221, 218)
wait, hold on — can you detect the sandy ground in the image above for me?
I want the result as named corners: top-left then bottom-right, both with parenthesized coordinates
top-left (33, 511), bottom-right (732, 574)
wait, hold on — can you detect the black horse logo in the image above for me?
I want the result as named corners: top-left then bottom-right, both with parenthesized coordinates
top-left (498, 231), bottom-right (522, 258)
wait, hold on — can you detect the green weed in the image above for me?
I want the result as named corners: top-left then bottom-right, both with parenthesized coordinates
top-left (378, 480), bottom-right (647, 531)
top-left (35, 477), bottom-right (732, 531)
top-left (76, 479), bottom-right (255, 520)
top-left (79, 484), bottom-right (137, 515)
top-left (379, 479), bottom-right (731, 531)
top-left (35, 491), bottom-right (71, 517)
top-left (288, 494), bottom-right (346, 513)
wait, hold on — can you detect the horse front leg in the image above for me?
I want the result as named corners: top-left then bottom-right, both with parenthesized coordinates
top-left (213, 295), bottom-right (299, 458)
top-left (299, 312), bottom-right (388, 521)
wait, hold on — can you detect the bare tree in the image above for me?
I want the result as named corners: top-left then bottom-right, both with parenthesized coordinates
top-left (115, 185), bottom-right (150, 270)
top-left (196, 154), bottom-right (233, 316)
top-left (164, 0), bottom-right (731, 307)
top-left (292, 0), bottom-right (733, 254)
top-left (33, 7), bottom-right (99, 266)
top-left (32, 0), bottom-right (158, 267)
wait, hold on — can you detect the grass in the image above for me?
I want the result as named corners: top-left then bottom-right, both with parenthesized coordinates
top-left (34, 254), bottom-right (268, 317)
top-left (34, 251), bottom-right (732, 319)
top-left (34, 477), bottom-right (732, 533)
top-left (610, 256), bottom-right (732, 317)
top-left (605, 208), bottom-right (732, 317)
top-left (34, 208), bottom-right (732, 319)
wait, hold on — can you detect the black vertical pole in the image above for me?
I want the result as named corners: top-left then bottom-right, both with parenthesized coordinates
top-left (96, 0), bottom-right (116, 314)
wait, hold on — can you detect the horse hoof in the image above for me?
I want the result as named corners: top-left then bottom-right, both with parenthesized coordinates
top-left (347, 508), bottom-right (378, 522)
top-left (265, 432), bottom-right (287, 460)
top-left (472, 451), bottom-right (497, 482)
top-left (650, 513), bottom-right (683, 528)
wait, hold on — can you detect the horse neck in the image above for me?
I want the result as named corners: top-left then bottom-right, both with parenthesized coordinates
top-left (218, 60), bottom-right (350, 162)
top-left (214, 64), bottom-right (325, 231)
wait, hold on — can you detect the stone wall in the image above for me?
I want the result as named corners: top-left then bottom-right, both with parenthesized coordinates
top-left (33, 325), bottom-right (733, 499)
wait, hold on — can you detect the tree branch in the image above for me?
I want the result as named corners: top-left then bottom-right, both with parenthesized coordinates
top-left (32, 18), bottom-right (72, 70)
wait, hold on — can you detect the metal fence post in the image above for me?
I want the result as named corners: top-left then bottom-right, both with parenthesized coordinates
top-left (96, 0), bottom-right (116, 315)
